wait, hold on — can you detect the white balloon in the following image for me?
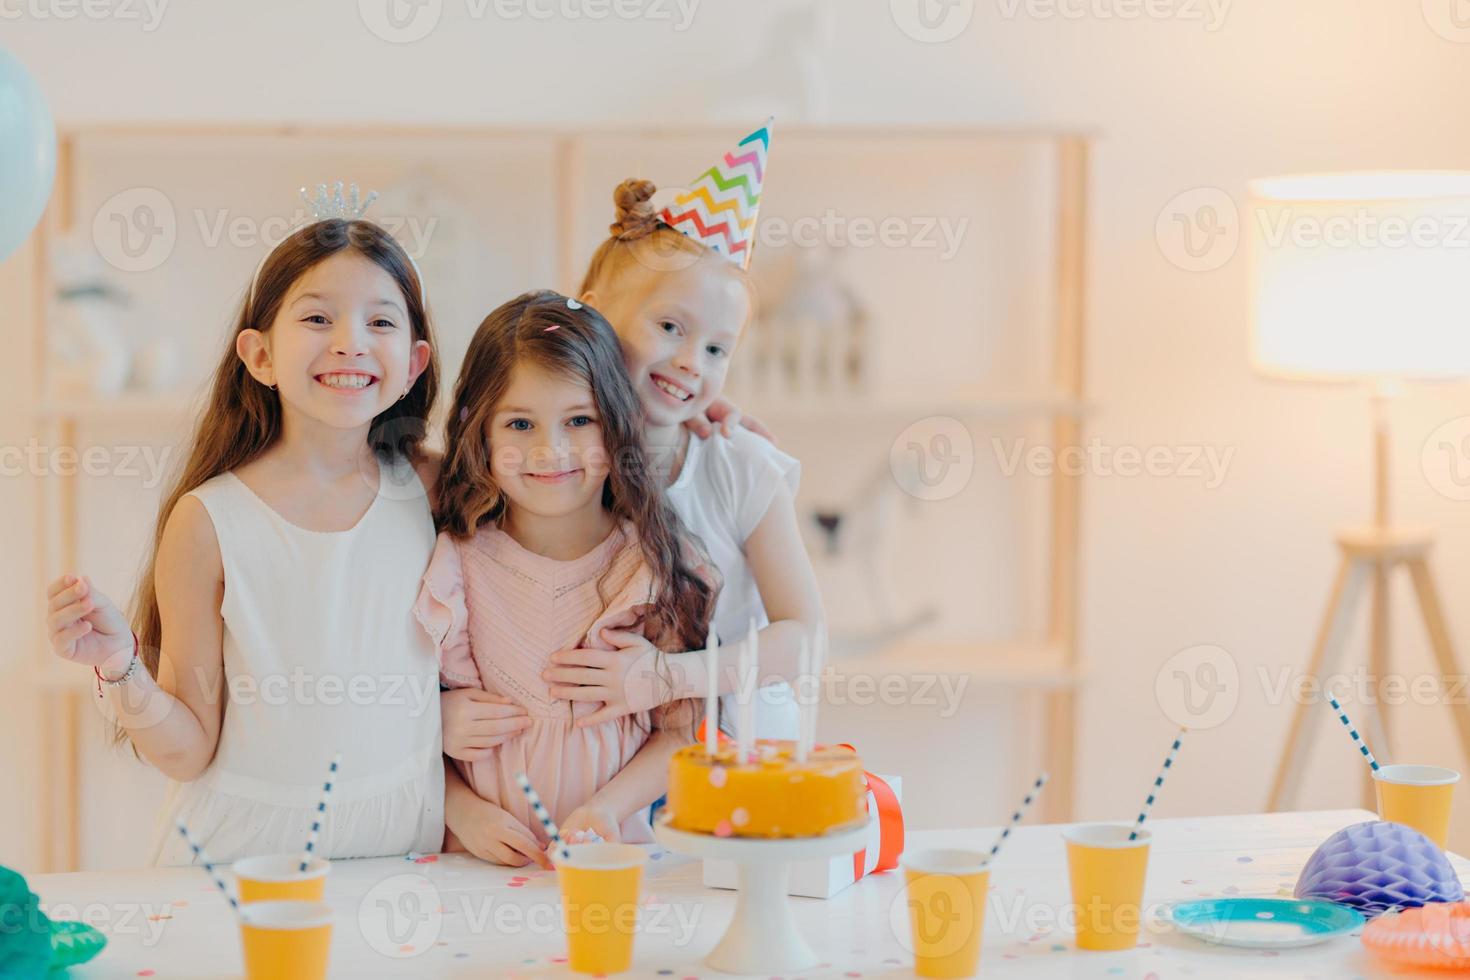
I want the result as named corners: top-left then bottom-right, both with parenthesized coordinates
top-left (0, 46), bottom-right (56, 265)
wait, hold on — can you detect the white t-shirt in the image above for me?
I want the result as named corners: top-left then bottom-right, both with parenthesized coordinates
top-left (664, 428), bottom-right (801, 739)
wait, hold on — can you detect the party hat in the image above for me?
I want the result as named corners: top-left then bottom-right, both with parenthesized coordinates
top-left (658, 118), bottom-right (772, 269)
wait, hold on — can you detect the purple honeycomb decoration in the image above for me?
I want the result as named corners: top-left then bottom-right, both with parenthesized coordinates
top-left (1296, 821), bottom-right (1465, 919)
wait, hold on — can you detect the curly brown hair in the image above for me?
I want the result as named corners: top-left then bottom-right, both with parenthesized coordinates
top-left (436, 289), bottom-right (717, 655)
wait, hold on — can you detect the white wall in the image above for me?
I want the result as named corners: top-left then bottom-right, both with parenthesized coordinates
top-left (5, 0), bottom-right (1470, 866)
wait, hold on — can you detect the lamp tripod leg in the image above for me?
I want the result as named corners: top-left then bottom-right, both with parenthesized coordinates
top-left (1406, 557), bottom-right (1470, 768)
top-left (1363, 560), bottom-right (1393, 810)
top-left (1268, 556), bottom-right (1370, 812)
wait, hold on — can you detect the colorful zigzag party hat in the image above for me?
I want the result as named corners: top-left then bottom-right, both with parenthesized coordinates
top-left (658, 118), bottom-right (772, 269)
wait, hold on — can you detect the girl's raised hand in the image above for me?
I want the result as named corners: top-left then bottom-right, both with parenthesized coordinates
top-left (46, 575), bottom-right (134, 670)
top-left (544, 627), bottom-right (672, 728)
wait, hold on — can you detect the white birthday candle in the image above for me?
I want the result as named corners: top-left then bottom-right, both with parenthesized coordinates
top-left (741, 620), bottom-right (758, 762)
top-left (810, 624), bottom-right (829, 757)
top-left (705, 629), bottom-right (719, 755)
top-left (796, 634), bottom-right (812, 762)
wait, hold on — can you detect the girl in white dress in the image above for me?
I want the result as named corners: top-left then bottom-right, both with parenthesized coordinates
top-left (45, 201), bottom-right (446, 865)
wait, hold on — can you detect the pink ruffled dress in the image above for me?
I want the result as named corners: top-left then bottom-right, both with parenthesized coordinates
top-left (415, 521), bottom-right (660, 844)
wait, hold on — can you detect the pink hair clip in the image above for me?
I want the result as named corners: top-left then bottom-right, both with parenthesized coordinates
top-left (566, 298), bottom-right (582, 310)
top-left (543, 324), bottom-right (560, 332)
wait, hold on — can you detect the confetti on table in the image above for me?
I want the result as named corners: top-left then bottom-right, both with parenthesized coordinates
top-left (1237, 855), bottom-right (1254, 863)
top-left (137, 972), bottom-right (155, 978)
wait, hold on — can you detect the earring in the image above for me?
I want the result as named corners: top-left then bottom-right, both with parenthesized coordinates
top-left (268, 383), bottom-right (277, 391)
top-left (398, 385), bottom-right (410, 403)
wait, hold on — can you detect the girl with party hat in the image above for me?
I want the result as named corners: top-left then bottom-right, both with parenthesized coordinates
top-left (43, 185), bottom-right (447, 865)
top-left (441, 122), bottom-right (824, 799)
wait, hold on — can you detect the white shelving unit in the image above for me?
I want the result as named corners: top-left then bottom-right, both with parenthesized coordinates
top-left (25, 123), bottom-right (1090, 870)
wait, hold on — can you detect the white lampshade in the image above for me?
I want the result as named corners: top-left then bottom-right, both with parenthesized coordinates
top-left (1249, 172), bottom-right (1470, 381)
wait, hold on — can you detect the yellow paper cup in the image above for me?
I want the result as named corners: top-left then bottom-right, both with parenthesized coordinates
top-left (239, 900), bottom-right (333, 980)
top-left (1064, 824), bottom-right (1151, 952)
top-left (900, 848), bottom-right (990, 979)
top-left (554, 843), bottom-right (647, 975)
top-left (1375, 764), bottom-right (1459, 849)
top-left (233, 855), bottom-right (330, 904)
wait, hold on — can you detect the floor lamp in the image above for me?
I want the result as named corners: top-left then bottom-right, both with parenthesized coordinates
top-left (1254, 173), bottom-right (1470, 812)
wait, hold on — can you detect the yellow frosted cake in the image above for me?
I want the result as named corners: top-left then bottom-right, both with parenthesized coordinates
top-left (666, 739), bottom-right (867, 838)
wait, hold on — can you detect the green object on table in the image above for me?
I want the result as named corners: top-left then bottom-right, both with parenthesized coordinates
top-left (48, 919), bottom-right (108, 971)
top-left (0, 865), bottom-right (107, 977)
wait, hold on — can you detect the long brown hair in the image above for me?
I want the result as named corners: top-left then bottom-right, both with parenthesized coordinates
top-left (437, 289), bottom-right (716, 655)
top-left (130, 220), bottom-right (438, 699)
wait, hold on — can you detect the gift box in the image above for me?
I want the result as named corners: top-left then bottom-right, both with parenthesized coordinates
top-left (702, 773), bottom-right (904, 899)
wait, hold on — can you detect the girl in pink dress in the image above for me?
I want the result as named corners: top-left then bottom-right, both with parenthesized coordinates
top-left (416, 290), bottom-right (714, 867)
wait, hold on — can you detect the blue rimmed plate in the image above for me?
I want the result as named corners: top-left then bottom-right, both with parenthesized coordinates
top-left (1167, 897), bottom-right (1364, 949)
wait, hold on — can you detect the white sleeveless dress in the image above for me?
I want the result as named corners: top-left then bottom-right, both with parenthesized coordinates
top-left (149, 461), bottom-right (445, 866)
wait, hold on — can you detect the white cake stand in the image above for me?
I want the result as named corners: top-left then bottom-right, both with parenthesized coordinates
top-left (653, 814), bottom-right (872, 975)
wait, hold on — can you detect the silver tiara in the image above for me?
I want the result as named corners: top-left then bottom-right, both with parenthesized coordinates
top-left (300, 181), bottom-right (379, 221)
top-left (247, 180), bottom-right (426, 308)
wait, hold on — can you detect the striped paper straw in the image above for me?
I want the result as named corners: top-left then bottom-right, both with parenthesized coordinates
top-left (175, 822), bottom-right (239, 913)
top-left (1327, 693), bottom-right (1380, 772)
top-left (299, 752), bottom-right (341, 872)
top-left (517, 772), bottom-right (570, 862)
top-left (984, 772), bottom-right (1048, 866)
top-left (1130, 728), bottom-right (1186, 840)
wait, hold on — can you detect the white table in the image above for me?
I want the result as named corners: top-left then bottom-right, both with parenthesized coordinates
top-left (28, 809), bottom-right (1464, 978)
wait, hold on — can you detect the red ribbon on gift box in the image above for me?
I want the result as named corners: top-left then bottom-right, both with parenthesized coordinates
top-left (841, 743), bottom-right (905, 880)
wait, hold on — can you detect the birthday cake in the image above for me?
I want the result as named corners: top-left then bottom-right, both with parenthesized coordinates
top-left (666, 739), bottom-right (867, 838)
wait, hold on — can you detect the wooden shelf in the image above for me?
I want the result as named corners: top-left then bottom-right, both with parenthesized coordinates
top-left (740, 388), bottom-right (1090, 423)
top-left (35, 389), bottom-right (198, 423)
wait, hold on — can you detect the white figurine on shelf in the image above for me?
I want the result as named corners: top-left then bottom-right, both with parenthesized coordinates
top-left (48, 236), bottom-right (132, 399)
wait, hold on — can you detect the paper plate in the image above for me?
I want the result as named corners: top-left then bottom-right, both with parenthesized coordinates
top-left (1168, 898), bottom-right (1364, 949)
